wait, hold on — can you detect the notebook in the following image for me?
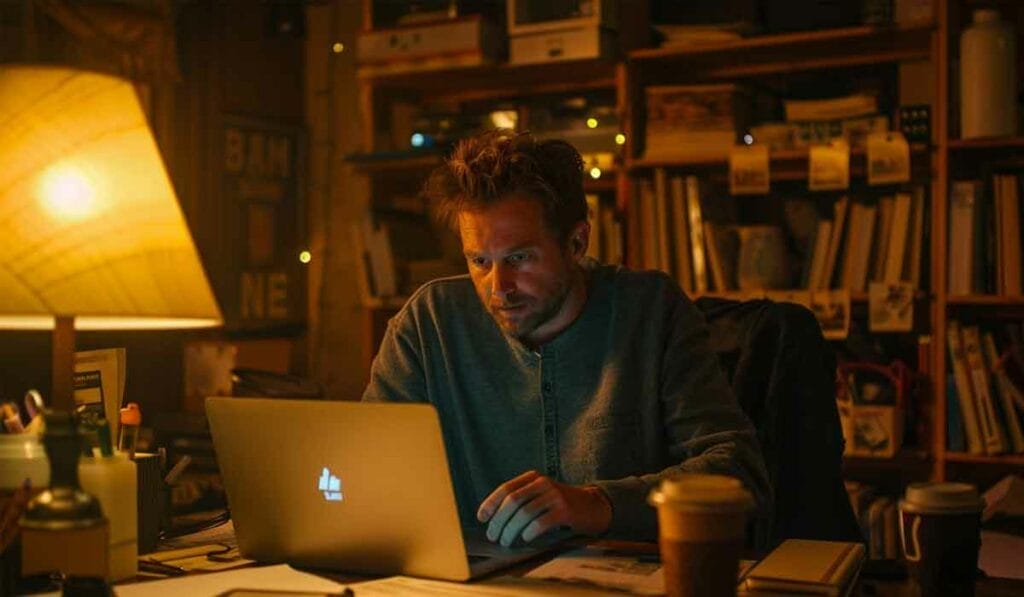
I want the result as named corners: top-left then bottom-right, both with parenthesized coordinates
top-left (743, 539), bottom-right (866, 596)
top-left (206, 397), bottom-right (568, 581)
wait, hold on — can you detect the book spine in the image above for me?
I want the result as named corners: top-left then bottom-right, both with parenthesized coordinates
top-left (947, 321), bottom-right (986, 454)
top-left (962, 325), bottom-right (1008, 454)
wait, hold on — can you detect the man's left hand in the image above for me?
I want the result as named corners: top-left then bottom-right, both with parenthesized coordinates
top-left (476, 470), bottom-right (612, 547)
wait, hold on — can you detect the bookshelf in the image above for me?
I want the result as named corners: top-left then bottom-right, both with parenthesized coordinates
top-left (350, 0), bottom-right (1024, 485)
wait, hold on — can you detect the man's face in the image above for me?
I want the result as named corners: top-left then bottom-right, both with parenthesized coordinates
top-left (458, 195), bottom-right (582, 345)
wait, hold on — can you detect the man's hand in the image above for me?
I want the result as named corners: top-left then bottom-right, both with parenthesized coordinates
top-left (476, 470), bottom-right (612, 547)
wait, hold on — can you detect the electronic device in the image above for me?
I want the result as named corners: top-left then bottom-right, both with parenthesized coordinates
top-left (206, 397), bottom-right (568, 581)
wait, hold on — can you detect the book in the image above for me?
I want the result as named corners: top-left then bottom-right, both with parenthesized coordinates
top-left (905, 186), bottom-right (927, 288)
top-left (585, 194), bottom-right (602, 261)
top-left (872, 196), bottom-right (894, 283)
top-left (645, 85), bottom-right (743, 161)
top-left (654, 168), bottom-right (672, 275)
top-left (998, 174), bottom-right (1022, 295)
top-left (704, 223), bottom-right (739, 291)
top-left (74, 348), bottom-right (127, 443)
top-left (948, 321), bottom-right (986, 454)
top-left (685, 175), bottom-right (708, 292)
top-left (820, 196), bottom-right (850, 290)
top-left (669, 175), bottom-right (693, 291)
top-left (744, 540), bottom-right (865, 596)
top-left (984, 331), bottom-right (1024, 453)
top-left (784, 93), bottom-right (878, 122)
top-left (949, 181), bottom-right (980, 295)
top-left (962, 325), bottom-right (1008, 454)
top-left (841, 202), bottom-right (877, 292)
top-left (808, 220), bottom-right (834, 290)
top-left (884, 192), bottom-right (912, 283)
top-left (947, 373), bottom-right (967, 453)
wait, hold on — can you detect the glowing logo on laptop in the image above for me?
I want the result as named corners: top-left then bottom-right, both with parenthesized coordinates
top-left (318, 467), bottom-right (343, 502)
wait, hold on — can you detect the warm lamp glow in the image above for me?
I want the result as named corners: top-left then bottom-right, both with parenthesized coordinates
top-left (0, 65), bottom-right (222, 330)
top-left (38, 165), bottom-right (99, 221)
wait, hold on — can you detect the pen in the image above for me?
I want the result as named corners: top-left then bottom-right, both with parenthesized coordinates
top-left (96, 417), bottom-right (114, 457)
top-left (118, 402), bottom-right (141, 459)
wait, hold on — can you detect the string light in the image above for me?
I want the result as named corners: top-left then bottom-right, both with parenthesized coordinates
top-left (299, 250), bottom-right (312, 264)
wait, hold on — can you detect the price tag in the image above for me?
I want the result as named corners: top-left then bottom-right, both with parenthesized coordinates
top-left (868, 281), bottom-right (914, 332)
top-left (729, 144), bottom-right (770, 195)
top-left (867, 131), bottom-right (911, 185)
top-left (809, 140), bottom-right (850, 191)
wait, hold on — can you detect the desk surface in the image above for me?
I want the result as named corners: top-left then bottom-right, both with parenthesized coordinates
top-left (137, 523), bottom-right (1024, 597)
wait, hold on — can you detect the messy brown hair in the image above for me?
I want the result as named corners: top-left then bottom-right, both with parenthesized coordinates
top-left (424, 130), bottom-right (587, 243)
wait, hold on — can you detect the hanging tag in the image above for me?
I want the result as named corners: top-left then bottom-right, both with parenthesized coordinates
top-left (868, 281), bottom-right (914, 332)
top-left (729, 144), bottom-right (770, 195)
top-left (867, 131), bottom-right (911, 185)
top-left (809, 140), bottom-right (850, 191)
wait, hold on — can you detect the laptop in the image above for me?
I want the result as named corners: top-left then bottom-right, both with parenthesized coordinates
top-left (206, 397), bottom-right (569, 580)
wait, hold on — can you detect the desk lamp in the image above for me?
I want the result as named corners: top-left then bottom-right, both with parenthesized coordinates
top-left (0, 65), bottom-right (222, 411)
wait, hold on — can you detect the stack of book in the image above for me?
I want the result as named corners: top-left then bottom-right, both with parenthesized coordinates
top-left (750, 92), bottom-right (889, 152)
top-left (948, 174), bottom-right (1022, 296)
top-left (629, 171), bottom-right (928, 295)
top-left (643, 84), bottom-right (746, 161)
top-left (845, 482), bottom-right (900, 560)
top-left (946, 321), bottom-right (1024, 455)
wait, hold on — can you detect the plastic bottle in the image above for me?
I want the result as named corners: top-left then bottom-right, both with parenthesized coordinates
top-left (960, 9), bottom-right (1018, 139)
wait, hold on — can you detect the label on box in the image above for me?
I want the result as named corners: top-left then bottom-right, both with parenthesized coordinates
top-left (867, 132), bottom-right (911, 185)
top-left (868, 281), bottom-right (914, 332)
top-left (729, 144), bottom-right (770, 195)
top-left (809, 140), bottom-right (850, 191)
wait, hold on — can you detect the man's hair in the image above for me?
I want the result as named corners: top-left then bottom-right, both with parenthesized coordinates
top-left (424, 130), bottom-right (587, 243)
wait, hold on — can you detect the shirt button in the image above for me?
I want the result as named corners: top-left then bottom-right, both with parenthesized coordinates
top-left (542, 382), bottom-right (552, 392)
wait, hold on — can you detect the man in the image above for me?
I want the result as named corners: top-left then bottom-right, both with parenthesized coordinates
top-left (362, 130), bottom-right (770, 546)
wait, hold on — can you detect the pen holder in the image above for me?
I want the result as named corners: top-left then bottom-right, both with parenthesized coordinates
top-left (134, 453), bottom-right (169, 554)
top-left (79, 454), bottom-right (137, 581)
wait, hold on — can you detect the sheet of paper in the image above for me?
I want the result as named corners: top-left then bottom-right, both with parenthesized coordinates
top-left (354, 575), bottom-right (608, 596)
top-left (114, 564), bottom-right (344, 597)
top-left (980, 530), bottom-right (1024, 580)
top-left (526, 546), bottom-right (664, 595)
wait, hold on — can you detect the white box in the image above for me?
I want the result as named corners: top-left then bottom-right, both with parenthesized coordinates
top-left (508, 0), bottom-right (618, 35)
top-left (357, 16), bottom-right (501, 66)
top-left (510, 27), bottom-right (614, 65)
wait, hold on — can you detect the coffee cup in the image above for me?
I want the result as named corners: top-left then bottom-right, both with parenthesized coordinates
top-left (649, 474), bottom-right (753, 597)
top-left (899, 482), bottom-right (983, 597)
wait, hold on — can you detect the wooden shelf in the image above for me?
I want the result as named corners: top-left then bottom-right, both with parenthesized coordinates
top-left (946, 295), bottom-right (1024, 306)
top-left (628, 144), bottom-right (931, 181)
top-left (844, 449), bottom-right (931, 470)
top-left (947, 137), bottom-right (1024, 151)
top-left (358, 58), bottom-right (617, 101)
top-left (944, 452), bottom-right (1024, 466)
top-left (630, 24), bottom-right (933, 81)
top-left (583, 177), bottom-right (618, 193)
top-left (346, 151), bottom-right (444, 173)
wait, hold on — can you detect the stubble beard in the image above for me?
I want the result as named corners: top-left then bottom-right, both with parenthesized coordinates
top-left (488, 278), bottom-right (571, 342)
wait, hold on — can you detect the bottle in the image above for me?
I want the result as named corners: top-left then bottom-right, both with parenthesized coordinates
top-left (960, 9), bottom-right (1018, 139)
top-left (79, 452), bottom-right (138, 581)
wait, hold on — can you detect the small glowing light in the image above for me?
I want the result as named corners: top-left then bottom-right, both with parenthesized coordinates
top-left (299, 250), bottom-right (312, 264)
top-left (589, 167), bottom-right (602, 179)
top-left (586, 118), bottom-right (599, 129)
top-left (332, 42), bottom-right (345, 53)
top-left (410, 133), bottom-right (425, 147)
top-left (38, 166), bottom-right (97, 221)
top-left (743, 134), bottom-right (754, 145)
top-left (615, 133), bottom-right (626, 145)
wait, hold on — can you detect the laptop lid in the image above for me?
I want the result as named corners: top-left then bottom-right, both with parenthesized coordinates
top-left (206, 397), bottom-right (472, 580)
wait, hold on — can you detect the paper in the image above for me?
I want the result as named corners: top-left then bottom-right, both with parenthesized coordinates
top-left (114, 564), bottom-right (344, 597)
top-left (809, 140), bottom-right (850, 191)
top-left (867, 132), bottom-right (911, 185)
top-left (354, 574), bottom-right (609, 596)
top-left (729, 144), bottom-right (770, 195)
top-left (74, 348), bottom-right (126, 440)
top-left (980, 530), bottom-right (1024, 580)
top-left (525, 546), bottom-right (664, 595)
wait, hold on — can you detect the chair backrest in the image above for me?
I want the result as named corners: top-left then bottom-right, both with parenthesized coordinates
top-left (695, 297), bottom-right (862, 553)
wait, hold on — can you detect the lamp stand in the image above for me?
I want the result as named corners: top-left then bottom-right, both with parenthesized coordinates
top-left (52, 315), bottom-right (75, 411)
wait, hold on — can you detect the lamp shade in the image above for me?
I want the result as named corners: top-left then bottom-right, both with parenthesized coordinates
top-left (0, 66), bottom-right (221, 330)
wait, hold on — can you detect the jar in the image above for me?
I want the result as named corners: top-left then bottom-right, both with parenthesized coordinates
top-left (0, 433), bottom-right (49, 491)
top-left (960, 9), bottom-right (1018, 139)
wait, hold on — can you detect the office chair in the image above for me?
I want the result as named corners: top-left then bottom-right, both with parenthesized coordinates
top-left (695, 297), bottom-right (864, 553)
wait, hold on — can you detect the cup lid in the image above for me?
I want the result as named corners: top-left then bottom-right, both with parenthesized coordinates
top-left (901, 482), bottom-right (984, 514)
top-left (648, 473), bottom-right (754, 512)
